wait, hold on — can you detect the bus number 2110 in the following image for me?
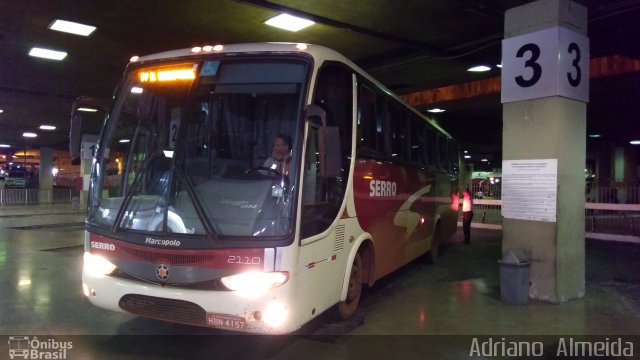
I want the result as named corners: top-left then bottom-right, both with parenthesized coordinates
top-left (227, 256), bottom-right (261, 265)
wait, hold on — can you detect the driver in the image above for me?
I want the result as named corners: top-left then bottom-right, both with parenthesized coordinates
top-left (263, 133), bottom-right (292, 175)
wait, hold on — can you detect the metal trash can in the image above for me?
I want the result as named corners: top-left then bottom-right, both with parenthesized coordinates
top-left (71, 196), bottom-right (80, 211)
top-left (499, 249), bottom-right (530, 305)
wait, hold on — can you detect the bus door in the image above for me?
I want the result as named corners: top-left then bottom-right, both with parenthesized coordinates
top-left (297, 63), bottom-right (354, 317)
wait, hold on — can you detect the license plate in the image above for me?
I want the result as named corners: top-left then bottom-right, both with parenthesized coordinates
top-left (206, 313), bottom-right (246, 330)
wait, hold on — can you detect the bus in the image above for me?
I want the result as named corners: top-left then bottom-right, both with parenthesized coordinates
top-left (78, 43), bottom-right (459, 334)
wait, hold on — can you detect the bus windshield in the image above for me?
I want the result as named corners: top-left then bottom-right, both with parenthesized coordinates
top-left (88, 58), bottom-right (309, 240)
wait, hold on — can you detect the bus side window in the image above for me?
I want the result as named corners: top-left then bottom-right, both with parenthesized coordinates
top-left (410, 114), bottom-right (426, 164)
top-left (388, 103), bottom-right (407, 159)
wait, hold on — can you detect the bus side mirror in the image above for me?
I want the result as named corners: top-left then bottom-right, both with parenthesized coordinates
top-left (304, 104), bottom-right (341, 178)
top-left (304, 104), bottom-right (326, 128)
top-left (69, 96), bottom-right (109, 164)
top-left (319, 126), bottom-right (341, 178)
top-left (69, 111), bottom-right (82, 165)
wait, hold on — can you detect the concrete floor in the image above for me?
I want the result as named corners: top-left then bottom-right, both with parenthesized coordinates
top-left (0, 203), bottom-right (639, 359)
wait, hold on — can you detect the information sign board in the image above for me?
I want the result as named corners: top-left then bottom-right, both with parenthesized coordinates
top-left (502, 159), bottom-right (558, 222)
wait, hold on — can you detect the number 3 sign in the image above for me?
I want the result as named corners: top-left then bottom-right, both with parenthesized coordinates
top-left (501, 26), bottom-right (589, 103)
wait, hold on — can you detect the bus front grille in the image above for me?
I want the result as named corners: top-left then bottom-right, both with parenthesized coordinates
top-left (119, 294), bottom-right (206, 326)
top-left (110, 269), bottom-right (224, 290)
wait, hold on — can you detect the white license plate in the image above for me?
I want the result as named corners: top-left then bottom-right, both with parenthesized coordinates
top-left (206, 313), bottom-right (246, 330)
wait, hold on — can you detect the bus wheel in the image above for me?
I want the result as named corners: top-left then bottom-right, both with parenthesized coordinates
top-left (338, 252), bottom-right (363, 320)
top-left (428, 224), bottom-right (441, 264)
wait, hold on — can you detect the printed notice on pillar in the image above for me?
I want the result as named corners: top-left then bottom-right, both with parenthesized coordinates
top-left (501, 159), bottom-right (557, 222)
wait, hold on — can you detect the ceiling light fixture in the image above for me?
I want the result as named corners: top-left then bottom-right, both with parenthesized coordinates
top-left (48, 19), bottom-right (96, 36)
top-left (467, 65), bottom-right (491, 72)
top-left (39, 125), bottom-right (56, 130)
top-left (427, 108), bottom-right (446, 113)
top-left (0, 144), bottom-right (10, 148)
top-left (588, 134), bottom-right (601, 138)
top-left (29, 47), bottom-right (67, 61)
top-left (23, 132), bottom-right (38, 138)
top-left (77, 107), bottom-right (98, 112)
top-left (630, 140), bottom-right (640, 145)
top-left (264, 14), bottom-right (315, 32)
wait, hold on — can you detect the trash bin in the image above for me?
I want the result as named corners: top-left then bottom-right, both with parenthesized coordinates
top-left (71, 196), bottom-right (80, 211)
top-left (499, 249), bottom-right (530, 305)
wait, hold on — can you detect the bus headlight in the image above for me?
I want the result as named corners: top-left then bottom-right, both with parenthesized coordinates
top-left (83, 252), bottom-right (117, 278)
top-left (220, 271), bottom-right (289, 294)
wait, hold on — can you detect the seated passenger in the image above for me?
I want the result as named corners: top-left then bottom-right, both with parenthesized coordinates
top-left (263, 133), bottom-right (292, 175)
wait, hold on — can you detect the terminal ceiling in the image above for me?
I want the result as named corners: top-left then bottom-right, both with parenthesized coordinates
top-left (0, 0), bottom-right (639, 169)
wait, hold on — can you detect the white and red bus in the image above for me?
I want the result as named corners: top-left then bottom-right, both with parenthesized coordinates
top-left (79, 43), bottom-right (459, 334)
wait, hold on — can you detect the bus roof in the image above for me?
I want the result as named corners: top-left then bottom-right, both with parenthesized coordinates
top-left (133, 42), bottom-right (348, 65)
top-left (132, 42), bottom-right (453, 139)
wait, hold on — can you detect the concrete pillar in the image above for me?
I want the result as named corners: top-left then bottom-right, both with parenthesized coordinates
top-left (39, 147), bottom-right (54, 203)
top-left (78, 134), bottom-right (99, 210)
top-left (502, 0), bottom-right (587, 303)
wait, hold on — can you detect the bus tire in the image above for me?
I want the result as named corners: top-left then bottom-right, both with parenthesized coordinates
top-left (428, 224), bottom-right (441, 264)
top-left (338, 252), bottom-right (363, 320)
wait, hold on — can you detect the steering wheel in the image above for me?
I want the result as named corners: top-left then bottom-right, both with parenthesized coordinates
top-left (246, 166), bottom-right (281, 176)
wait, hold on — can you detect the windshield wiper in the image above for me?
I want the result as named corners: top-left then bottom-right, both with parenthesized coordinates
top-left (111, 152), bottom-right (157, 233)
top-left (171, 161), bottom-right (219, 240)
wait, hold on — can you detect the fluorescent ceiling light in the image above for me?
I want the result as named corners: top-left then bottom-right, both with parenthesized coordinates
top-left (588, 134), bottom-right (601, 138)
top-left (264, 14), bottom-right (315, 32)
top-left (48, 19), bottom-right (96, 36)
top-left (467, 65), bottom-right (491, 72)
top-left (464, 155), bottom-right (471, 159)
top-left (0, 144), bottom-right (10, 148)
top-left (29, 47), bottom-right (67, 61)
top-left (119, 139), bottom-right (130, 143)
top-left (77, 107), bottom-right (98, 112)
top-left (23, 132), bottom-right (38, 138)
top-left (630, 140), bottom-right (640, 145)
top-left (427, 108), bottom-right (446, 113)
top-left (131, 87), bottom-right (143, 94)
top-left (481, 158), bottom-right (488, 162)
top-left (39, 125), bottom-right (56, 130)
top-left (0, 109), bottom-right (3, 113)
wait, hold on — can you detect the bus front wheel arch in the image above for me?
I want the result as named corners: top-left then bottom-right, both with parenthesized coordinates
top-left (338, 251), bottom-right (363, 320)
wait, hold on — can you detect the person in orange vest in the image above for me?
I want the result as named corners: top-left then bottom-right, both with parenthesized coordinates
top-left (462, 188), bottom-right (473, 244)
